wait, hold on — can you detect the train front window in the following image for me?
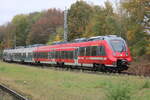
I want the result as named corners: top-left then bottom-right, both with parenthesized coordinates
top-left (110, 40), bottom-right (126, 52)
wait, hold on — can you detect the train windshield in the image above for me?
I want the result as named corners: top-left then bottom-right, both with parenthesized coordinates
top-left (110, 40), bottom-right (126, 52)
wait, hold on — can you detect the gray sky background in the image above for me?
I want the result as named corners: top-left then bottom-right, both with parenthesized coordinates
top-left (0, 0), bottom-right (115, 25)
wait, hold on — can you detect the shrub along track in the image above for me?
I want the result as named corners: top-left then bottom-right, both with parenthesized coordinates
top-left (0, 84), bottom-right (28, 100)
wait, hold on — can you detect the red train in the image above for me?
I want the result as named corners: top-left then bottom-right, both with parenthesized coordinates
top-left (3, 35), bottom-right (132, 72)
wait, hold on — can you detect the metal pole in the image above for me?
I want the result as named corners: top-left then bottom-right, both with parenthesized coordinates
top-left (64, 8), bottom-right (68, 42)
top-left (14, 33), bottom-right (16, 48)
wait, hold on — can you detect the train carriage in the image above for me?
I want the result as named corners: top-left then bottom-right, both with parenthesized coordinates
top-left (33, 35), bottom-right (132, 72)
top-left (3, 35), bottom-right (132, 72)
top-left (3, 49), bottom-right (13, 62)
top-left (23, 47), bottom-right (36, 63)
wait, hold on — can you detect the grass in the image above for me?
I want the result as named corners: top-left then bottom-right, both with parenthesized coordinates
top-left (142, 81), bottom-right (150, 89)
top-left (106, 82), bottom-right (131, 100)
top-left (0, 61), bottom-right (150, 100)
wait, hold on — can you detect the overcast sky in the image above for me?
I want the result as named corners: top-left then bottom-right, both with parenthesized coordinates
top-left (0, 0), bottom-right (116, 25)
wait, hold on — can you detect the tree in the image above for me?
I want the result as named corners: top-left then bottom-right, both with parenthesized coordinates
top-left (68, 1), bottom-right (93, 40)
top-left (12, 14), bottom-right (29, 46)
top-left (121, 0), bottom-right (149, 56)
top-left (84, 1), bottom-right (119, 37)
top-left (27, 8), bottom-right (64, 44)
top-left (0, 25), bottom-right (5, 49)
top-left (1, 23), bottom-right (15, 48)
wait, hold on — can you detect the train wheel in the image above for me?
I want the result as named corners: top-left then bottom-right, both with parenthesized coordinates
top-left (99, 64), bottom-right (106, 72)
top-left (60, 62), bottom-right (64, 68)
top-left (93, 64), bottom-right (105, 72)
top-left (92, 64), bottom-right (97, 71)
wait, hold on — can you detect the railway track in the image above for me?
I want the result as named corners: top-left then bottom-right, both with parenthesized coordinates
top-left (40, 64), bottom-right (150, 78)
top-left (17, 62), bottom-right (149, 78)
top-left (5, 61), bottom-right (150, 78)
top-left (0, 84), bottom-right (28, 100)
top-left (48, 66), bottom-right (140, 77)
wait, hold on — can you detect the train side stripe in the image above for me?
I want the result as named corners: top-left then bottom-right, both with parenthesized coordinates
top-left (78, 57), bottom-right (107, 60)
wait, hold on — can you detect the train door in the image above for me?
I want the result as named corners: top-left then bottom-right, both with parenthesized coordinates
top-left (78, 47), bottom-right (86, 64)
top-left (74, 48), bottom-right (79, 65)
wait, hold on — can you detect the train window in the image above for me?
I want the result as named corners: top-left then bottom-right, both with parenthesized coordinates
top-left (86, 46), bottom-right (91, 56)
top-left (52, 51), bottom-right (55, 59)
top-left (91, 46), bottom-right (97, 56)
top-left (68, 51), bottom-right (74, 59)
top-left (38, 52), bottom-right (40, 58)
top-left (50, 51), bottom-right (53, 59)
top-left (57, 51), bottom-right (59, 59)
top-left (60, 51), bottom-right (63, 59)
top-left (63, 51), bottom-right (65, 59)
top-left (59, 51), bottom-right (61, 59)
top-left (64, 51), bottom-right (67, 59)
top-left (62, 51), bottom-right (65, 59)
top-left (58, 51), bottom-right (61, 59)
top-left (53, 51), bottom-right (55, 59)
top-left (41, 52), bottom-right (43, 58)
top-left (54, 51), bottom-right (56, 59)
top-left (55, 51), bottom-right (58, 59)
top-left (33, 52), bottom-right (37, 58)
top-left (69, 51), bottom-right (72, 59)
top-left (71, 51), bottom-right (74, 59)
top-left (69, 51), bottom-right (71, 59)
top-left (49, 52), bottom-right (52, 59)
top-left (74, 49), bottom-right (78, 59)
top-left (42, 53), bottom-right (44, 58)
top-left (50, 50), bottom-right (74, 59)
top-left (23, 53), bottom-right (26, 58)
top-left (99, 46), bottom-right (106, 56)
top-left (62, 51), bottom-right (66, 59)
top-left (67, 51), bottom-right (69, 59)
top-left (45, 52), bottom-right (48, 59)
top-left (37, 52), bottom-right (48, 59)
top-left (66, 51), bottom-right (68, 59)
top-left (63, 51), bottom-right (66, 59)
top-left (79, 47), bottom-right (85, 56)
top-left (50, 51), bottom-right (55, 59)
top-left (28, 53), bottom-right (32, 59)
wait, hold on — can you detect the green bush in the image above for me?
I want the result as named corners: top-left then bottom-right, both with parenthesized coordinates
top-left (142, 81), bottom-right (150, 89)
top-left (106, 82), bottom-right (131, 100)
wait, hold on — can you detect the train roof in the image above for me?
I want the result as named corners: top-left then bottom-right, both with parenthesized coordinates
top-left (3, 35), bottom-right (124, 52)
top-left (34, 35), bottom-right (124, 52)
top-left (34, 40), bottom-right (106, 52)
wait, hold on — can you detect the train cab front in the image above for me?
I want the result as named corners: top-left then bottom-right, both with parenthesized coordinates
top-left (108, 38), bottom-right (132, 71)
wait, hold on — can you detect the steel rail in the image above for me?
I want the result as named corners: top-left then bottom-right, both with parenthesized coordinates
top-left (0, 84), bottom-right (28, 100)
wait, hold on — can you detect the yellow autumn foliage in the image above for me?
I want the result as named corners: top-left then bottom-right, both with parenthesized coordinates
top-left (127, 30), bottom-right (135, 41)
top-left (146, 40), bottom-right (150, 55)
top-left (54, 34), bottom-right (62, 42)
